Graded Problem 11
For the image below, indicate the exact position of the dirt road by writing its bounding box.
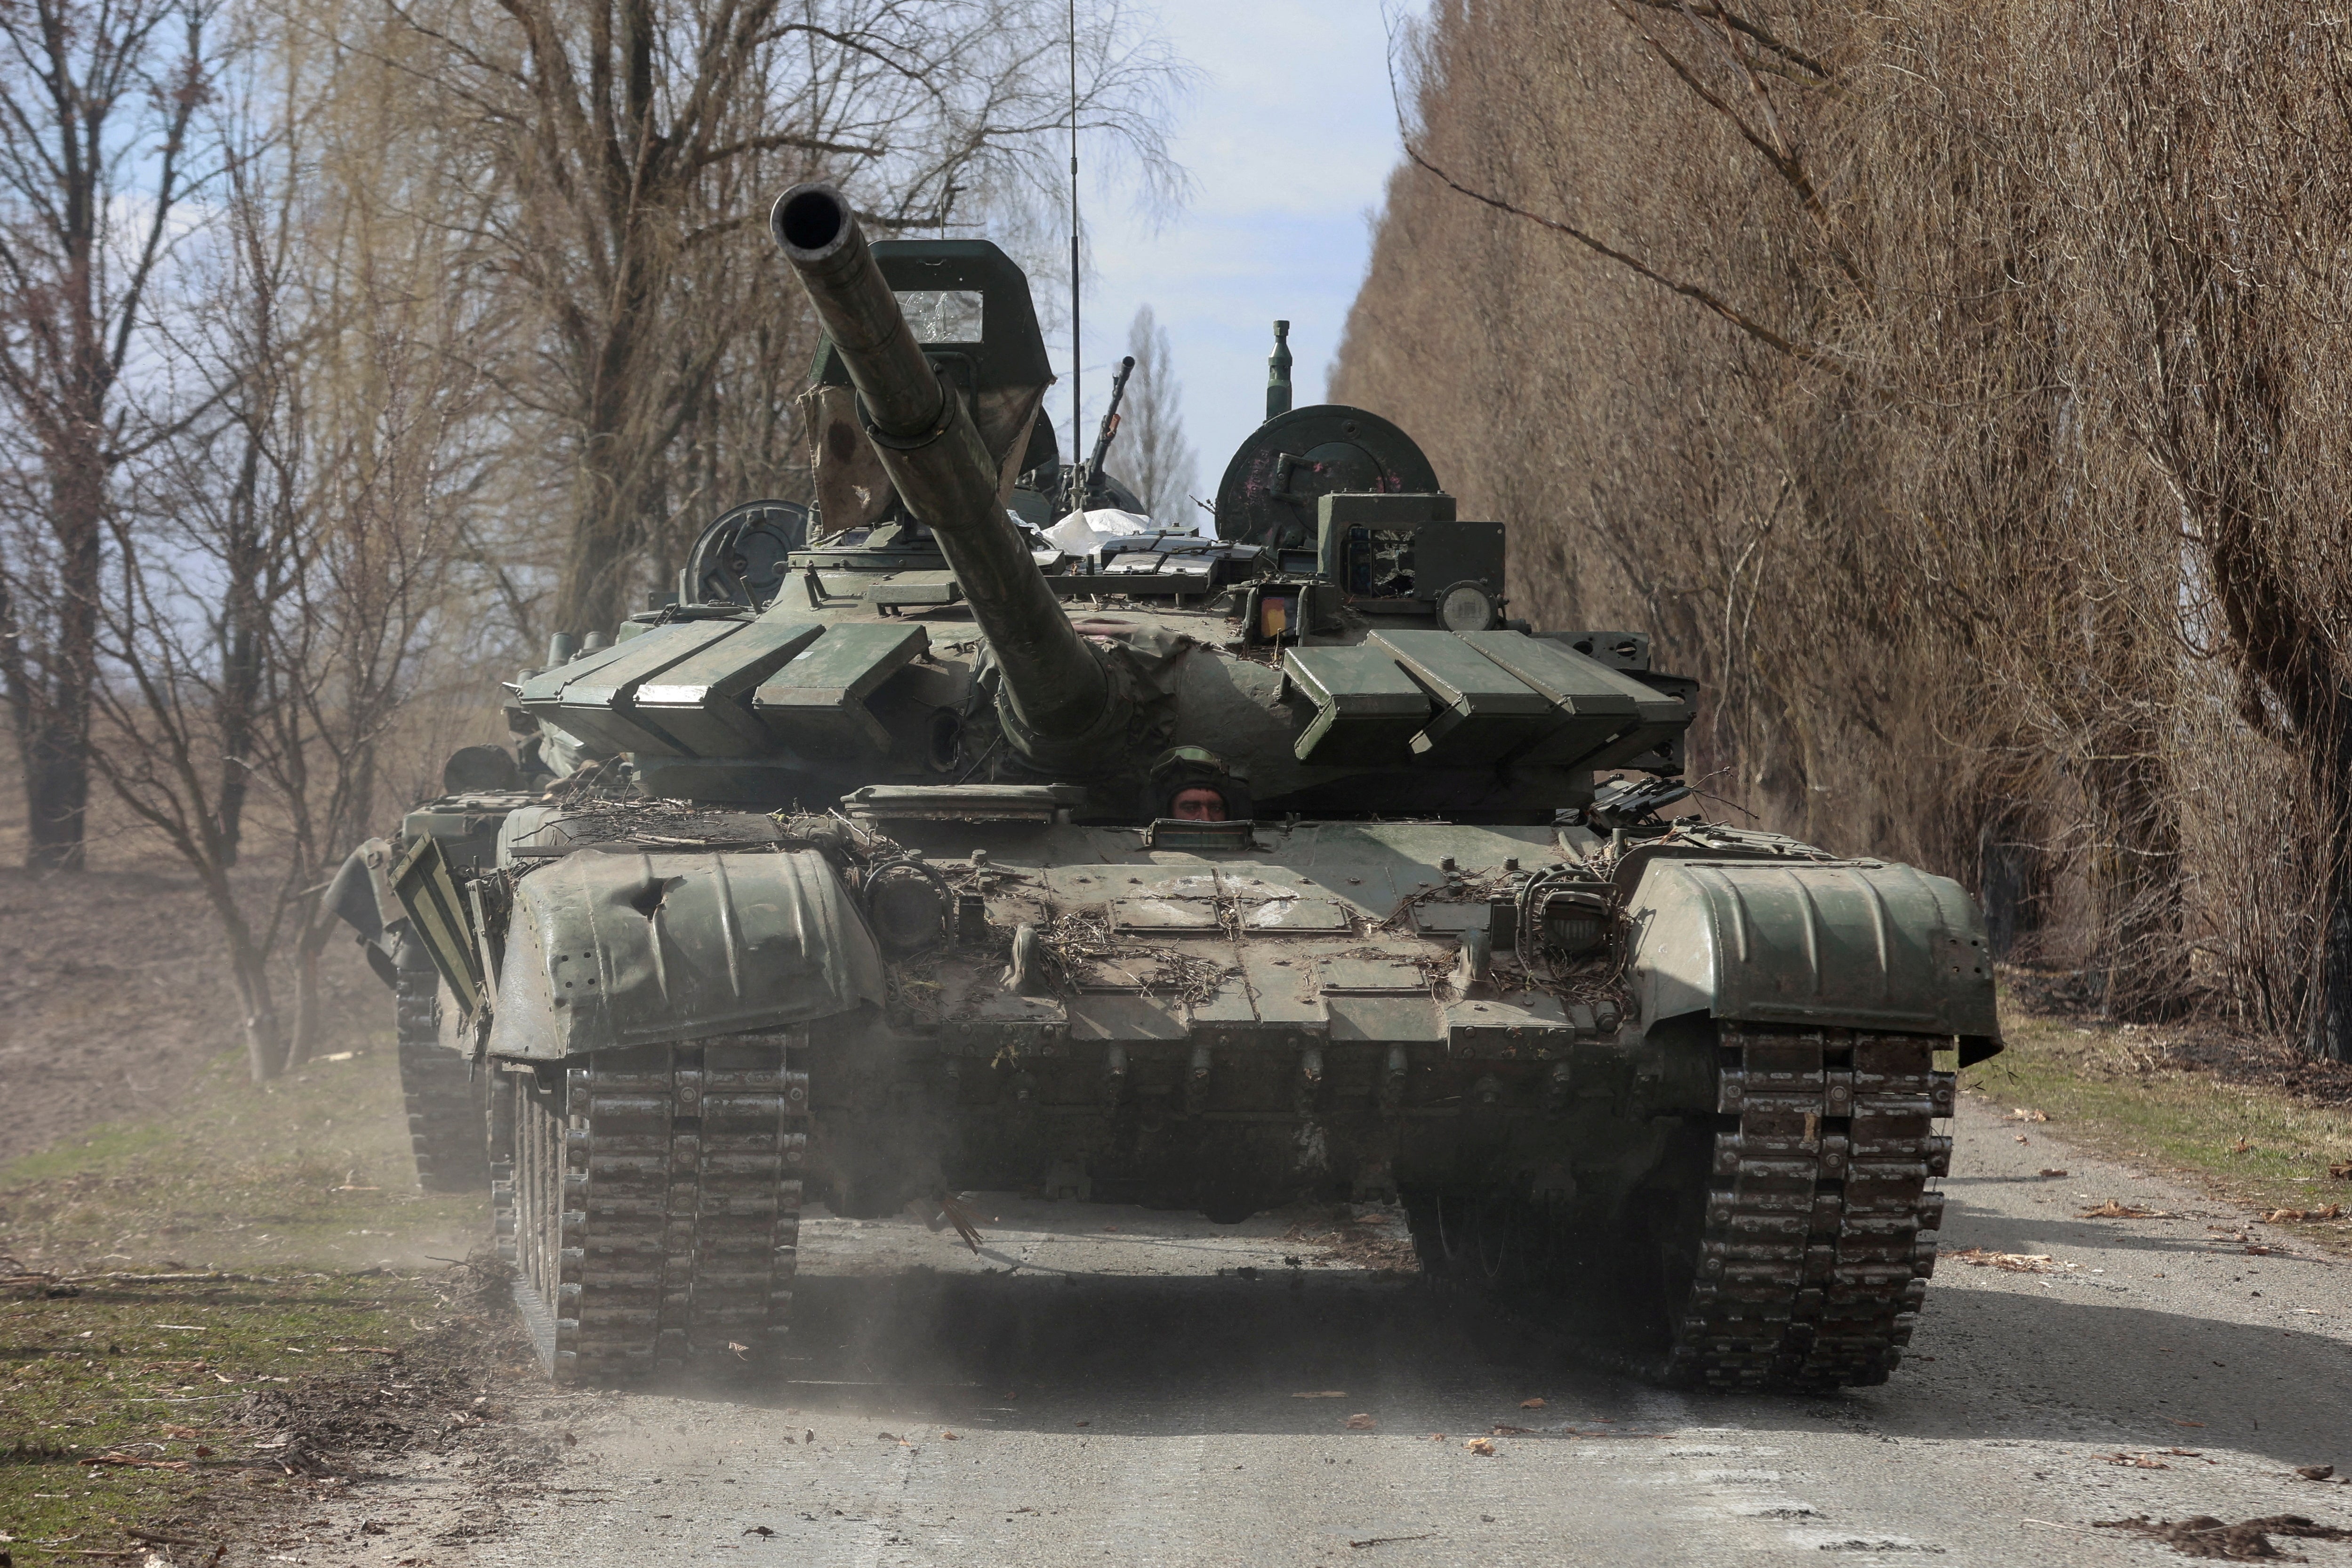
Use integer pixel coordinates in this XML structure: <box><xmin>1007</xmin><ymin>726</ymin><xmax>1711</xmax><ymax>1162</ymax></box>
<box><xmin>256</xmin><ymin>1096</ymin><xmax>2352</xmax><ymax>1567</ymax></box>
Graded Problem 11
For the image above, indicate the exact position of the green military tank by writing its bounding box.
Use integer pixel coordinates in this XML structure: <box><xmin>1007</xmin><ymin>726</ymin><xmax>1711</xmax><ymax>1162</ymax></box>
<box><xmin>335</xmin><ymin>182</ymin><xmax>1999</xmax><ymax>1390</ymax></box>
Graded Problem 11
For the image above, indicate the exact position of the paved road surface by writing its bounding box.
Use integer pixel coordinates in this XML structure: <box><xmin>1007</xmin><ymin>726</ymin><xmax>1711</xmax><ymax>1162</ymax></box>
<box><xmin>274</xmin><ymin>1096</ymin><xmax>2352</xmax><ymax>1566</ymax></box>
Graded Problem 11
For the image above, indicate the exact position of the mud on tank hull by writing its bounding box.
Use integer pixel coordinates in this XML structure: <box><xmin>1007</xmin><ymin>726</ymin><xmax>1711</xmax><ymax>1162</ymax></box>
<box><xmin>424</xmin><ymin>812</ymin><xmax>1993</xmax><ymax>1391</ymax></box>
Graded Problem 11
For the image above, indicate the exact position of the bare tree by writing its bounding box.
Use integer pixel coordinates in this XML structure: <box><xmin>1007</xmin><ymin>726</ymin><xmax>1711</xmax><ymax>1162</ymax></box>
<box><xmin>1120</xmin><ymin>304</ymin><xmax>1195</xmax><ymax>524</ymax></box>
<box><xmin>76</xmin><ymin>4</ymin><xmax>491</xmax><ymax>1077</ymax></box>
<box><xmin>0</xmin><ymin>0</ymin><xmax>215</xmax><ymax>870</ymax></box>
<box><xmin>1347</xmin><ymin>0</ymin><xmax>2352</xmax><ymax>1054</ymax></box>
<box><xmin>376</xmin><ymin>0</ymin><xmax>1188</xmax><ymax>640</ymax></box>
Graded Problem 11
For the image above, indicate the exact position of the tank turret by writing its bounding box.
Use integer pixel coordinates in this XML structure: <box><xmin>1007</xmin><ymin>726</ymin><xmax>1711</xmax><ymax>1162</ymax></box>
<box><xmin>773</xmin><ymin>182</ymin><xmax>1126</xmax><ymax>762</ymax></box>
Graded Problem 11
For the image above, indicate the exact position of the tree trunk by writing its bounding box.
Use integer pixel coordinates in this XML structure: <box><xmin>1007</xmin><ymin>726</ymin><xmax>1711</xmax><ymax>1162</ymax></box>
<box><xmin>2307</xmin><ymin>865</ymin><xmax>2352</xmax><ymax>1064</ymax></box>
<box><xmin>214</xmin><ymin>426</ymin><xmax>270</xmax><ymax>869</ymax></box>
<box><xmin>200</xmin><ymin>872</ymin><xmax>283</xmax><ymax>1081</ymax></box>
<box><xmin>23</xmin><ymin>419</ymin><xmax>106</xmax><ymax>873</ymax></box>
<box><xmin>554</xmin><ymin>434</ymin><xmax>645</xmax><ymax>635</ymax></box>
<box><xmin>23</xmin><ymin>708</ymin><xmax>91</xmax><ymax>871</ymax></box>
<box><xmin>2082</xmin><ymin>745</ymin><xmax>2183</xmax><ymax>1021</ymax></box>
<box><xmin>231</xmin><ymin>942</ymin><xmax>284</xmax><ymax>1083</ymax></box>
<box><xmin>285</xmin><ymin>911</ymin><xmax>335</xmax><ymax>1070</ymax></box>
<box><xmin>1976</xmin><ymin>814</ymin><xmax>2042</xmax><ymax>963</ymax></box>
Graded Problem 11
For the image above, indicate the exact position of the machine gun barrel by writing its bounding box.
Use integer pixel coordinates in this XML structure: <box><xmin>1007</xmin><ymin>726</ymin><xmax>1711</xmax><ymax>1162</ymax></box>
<box><xmin>771</xmin><ymin>182</ymin><xmax>1115</xmax><ymax>752</ymax></box>
<box><xmin>1069</xmin><ymin>353</ymin><xmax>1136</xmax><ymax>515</ymax></box>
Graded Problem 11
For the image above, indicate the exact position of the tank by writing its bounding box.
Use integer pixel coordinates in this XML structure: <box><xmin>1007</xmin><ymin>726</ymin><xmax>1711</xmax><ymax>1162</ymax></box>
<box><xmin>336</xmin><ymin>182</ymin><xmax>2001</xmax><ymax>1390</ymax></box>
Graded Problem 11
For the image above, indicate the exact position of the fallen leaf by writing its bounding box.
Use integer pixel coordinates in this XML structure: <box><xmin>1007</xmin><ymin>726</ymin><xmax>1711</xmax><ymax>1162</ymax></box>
<box><xmin>1520</xmin><ymin>1398</ymin><xmax>1546</xmax><ymax>1410</ymax></box>
<box><xmin>2328</xmin><ymin>1161</ymin><xmax>2351</xmax><ymax>1180</ymax></box>
<box><xmin>2264</xmin><ymin>1205</ymin><xmax>2344</xmax><ymax>1223</ymax></box>
<box><xmin>2099</xmin><ymin>1514</ymin><xmax>2352</xmax><ymax>1555</ymax></box>
<box><xmin>876</xmin><ymin>1432</ymin><xmax>900</xmax><ymax>1442</ymax></box>
<box><xmin>2011</xmin><ymin>1108</ymin><xmax>2049</xmax><ymax>1122</ymax></box>
<box><xmin>2015</xmin><ymin>1134</ymin><xmax>2031</xmax><ymax>1144</ymax></box>
<box><xmin>2231</xmin><ymin>1138</ymin><xmax>2253</xmax><ymax>1154</ymax></box>
<box><xmin>1491</xmin><ymin>1424</ymin><xmax>1533</xmax><ymax>1435</ymax></box>
<box><xmin>2296</xmin><ymin>1466</ymin><xmax>2336</xmax><ymax>1482</ymax></box>
<box><xmin>2164</xmin><ymin>1448</ymin><xmax>2203</xmax><ymax>1457</ymax></box>
<box><xmin>941</xmin><ymin>1432</ymin><xmax>960</xmax><ymax>1441</ymax></box>
<box><xmin>1346</xmin><ymin>1414</ymin><xmax>1376</xmax><ymax>1431</ymax></box>
<box><xmin>2038</xmin><ymin>1168</ymin><xmax>2070</xmax><ymax>1178</ymax></box>
<box><xmin>1464</xmin><ymin>1437</ymin><xmax>1496</xmax><ymax>1456</ymax></box>
<box><xmin>1292</xmin><ymin>1391</ymin><xmax>1348</xmax><ymax>1399</ymax></box>
<box><xmin>78</xmin><ymin>1455</ymin><xmax>190</xmax><ymax>1472</ymax></box>
<box><xmin>742</xmin><ymin>1526</ymin><xmax>776</xmax><ymax>1538</ymax></box>
<box><xmin>727</xmin><ymin>1342</ymin><xmax>750</xmax><ymax>1358</ymax></box>
<box><xmin>2167</xmin><ymin>1419</ymin><xmax>2208</xmax><ymax>1429</ymax></box>
<box><xmin>1946</xmin><ymin>1247</ymin><xmax>2058</xmax><ymax>1272</ymax></box>
<box><xmin>1075</xmin><ymin>1420</ymin><xmax>1090</xmax><ymax>1428</ymax></box>
<box><xmin>2079</xmin><ymin>1200</ymin><xmax>2172</xmax><ymax>1219</ymax></box>
<box><xmin>128</xmin><ymin>1530</ymin><xmax>217</xmax><ymax>1551</ymax></box>
<box><xmin>2098</xmin><ymin>1453</ymin><xmax>2170</xmax><ymax>1469</ymax></box>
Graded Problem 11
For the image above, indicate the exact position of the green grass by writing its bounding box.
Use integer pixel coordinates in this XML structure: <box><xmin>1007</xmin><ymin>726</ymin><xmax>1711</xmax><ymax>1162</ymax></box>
<box><xmin>1</xmin><ymin>1045</ymin><xmax>485</xmax><ymax>1272</ymax></box>
<box><xmin>0</xmin><ymin>1040</ymin><xmax>493</xmax><ymax>1558</ymax></box>
<box><xmin>2</xmin><ymin>1272</ymin><xmax>442</xmax><ymax>1559</ymax></box>
<box><xmin>1964</xmin><ymin>1010</ymin><xmax>2352</xmax><ymax>1248</ymax></box>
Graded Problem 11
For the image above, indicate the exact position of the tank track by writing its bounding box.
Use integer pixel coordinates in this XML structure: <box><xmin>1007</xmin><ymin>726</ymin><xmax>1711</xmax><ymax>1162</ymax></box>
<box><xmin>394</xmin><ymin>965</ymin><xmax>490</xmax><ymax>1193</ymax></box>
<box><xmin>509</xmin><ymin>1035</ymin><xmax>808</xmax><ymax>1383</ymax></box>
<box><xmin>1662</xmin><ymin>1024</ymin><xmax>1953</xmax><ymax>1389</ymax></box>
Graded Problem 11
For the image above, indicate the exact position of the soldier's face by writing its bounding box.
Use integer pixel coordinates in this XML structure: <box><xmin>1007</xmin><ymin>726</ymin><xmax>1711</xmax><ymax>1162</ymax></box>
<box><xmin>1170</xmin><ymin>787</ymin><xmax>1227</xmax><ymax>821</ymax></box>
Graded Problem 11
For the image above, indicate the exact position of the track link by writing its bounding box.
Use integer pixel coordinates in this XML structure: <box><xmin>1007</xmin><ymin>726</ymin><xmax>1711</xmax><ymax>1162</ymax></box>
<box><xmin>511</xmin><ymin>1035</ymin><xmax>809</xmax><ymax>1383</ymax></box>
<box><xmin>394</xmin><ymin>964</ymin><xmax>490</xmax><ymax>1194</ymax></box>
<box><xmin>1664</xmin><ymin>1024</ymin><xmax>1953</xmax><ymax>1389</ymax></box>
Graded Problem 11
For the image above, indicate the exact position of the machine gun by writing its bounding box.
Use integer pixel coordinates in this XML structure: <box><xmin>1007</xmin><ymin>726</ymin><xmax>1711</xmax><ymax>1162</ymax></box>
<box><xmin>1064</xmin><ymin>353</ymin><xmax>1137</xmax><ymax>517</ymax></box>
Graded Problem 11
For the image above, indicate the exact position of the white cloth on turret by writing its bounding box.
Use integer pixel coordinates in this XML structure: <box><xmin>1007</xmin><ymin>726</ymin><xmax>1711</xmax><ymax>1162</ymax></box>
<box><xmin>1043</xmin><ymin>507</ymin><xmax>1153</xmax><ymax>557</ymax></box>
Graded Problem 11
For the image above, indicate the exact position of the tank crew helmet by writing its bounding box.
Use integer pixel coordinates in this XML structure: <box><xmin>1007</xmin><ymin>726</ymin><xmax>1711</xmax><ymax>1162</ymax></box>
<box><xmin>1143</xmin><ymin>747</ymin><xmax>1252</xmax><ymax>824</ymax></box>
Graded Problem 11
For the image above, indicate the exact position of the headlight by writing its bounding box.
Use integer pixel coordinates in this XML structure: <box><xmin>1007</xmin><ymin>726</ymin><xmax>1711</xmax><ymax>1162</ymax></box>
<box><xmin>1434</xmin><ymin>580</ymin><xmax>1502</xmax><ymax>633</ymax></box>
<box><xmin>862</xmin><ymin>857</ymin><xmax>950</xmax><ymax>954</ymax></box>
<box><xmin>1538</xmin><ymin>887</ymin><xmax>1614</xmax><ymax>957</ymax></box>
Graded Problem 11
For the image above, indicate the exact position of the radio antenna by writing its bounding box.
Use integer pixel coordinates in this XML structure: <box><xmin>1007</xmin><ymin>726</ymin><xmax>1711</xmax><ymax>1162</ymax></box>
<box><xmin>1067</xmin><ymin>0</ymin><xmax>1082</xmax><ymax>515</ymax></box>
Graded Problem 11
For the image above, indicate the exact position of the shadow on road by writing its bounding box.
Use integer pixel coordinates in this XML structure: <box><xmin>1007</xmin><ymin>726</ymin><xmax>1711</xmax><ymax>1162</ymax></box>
<box><xmin>617</xmin><ymin>1254</ymin><xmax>2352</xmax><ymax>1475</ymax></box>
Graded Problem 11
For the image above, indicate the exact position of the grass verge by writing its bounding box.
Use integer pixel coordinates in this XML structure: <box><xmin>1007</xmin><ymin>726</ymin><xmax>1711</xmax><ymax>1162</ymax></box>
<box><xmin>1</xmin><ymin>1044</ymin><xmax>484</xmax><ymax>1273</ymax></box>
<box><xmin>0</xmin><ymin>1039</ymin><xmax>499</xmax><ymax>1560</ymax></box>
<box><xmin>1965</xmin><ymin>1003</ymin><xmax>2352</xmax><ymax>1251</ymax></box>
<box><xmin>1</xmin><ymin>1269</ymin><xmax>449</xmax><ymax>1559</ymax></box>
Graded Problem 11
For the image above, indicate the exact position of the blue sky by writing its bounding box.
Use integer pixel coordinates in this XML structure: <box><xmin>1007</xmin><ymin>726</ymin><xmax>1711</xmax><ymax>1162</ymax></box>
<box><xmin>1052</xmin><ymin>1</ymin><xmax>1425</xmax><ymax>515</ymax></box>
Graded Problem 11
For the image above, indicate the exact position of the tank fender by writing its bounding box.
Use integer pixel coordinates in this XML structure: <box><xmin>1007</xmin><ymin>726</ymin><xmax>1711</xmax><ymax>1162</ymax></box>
<box><xmin>486</xmin><ymin>847</ymin><xmax>887</xmax><ymax>1059</ymax></box>
<box><xmin>326</xmin><ymin>836</ymin><xmax>406</xmax><ymax>989</ymax></box>
<box><xmin>1622</xmin><ymin>857</ymin><xmax>1999</xmax><ymax>1046</ymax></box>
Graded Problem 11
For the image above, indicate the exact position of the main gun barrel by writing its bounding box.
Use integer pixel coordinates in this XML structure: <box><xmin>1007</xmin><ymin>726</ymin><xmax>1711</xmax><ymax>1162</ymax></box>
<box><xmin>772</xmin><ymin>183</ymin><xmax>1115</xmax><ymax>753</ymax></box>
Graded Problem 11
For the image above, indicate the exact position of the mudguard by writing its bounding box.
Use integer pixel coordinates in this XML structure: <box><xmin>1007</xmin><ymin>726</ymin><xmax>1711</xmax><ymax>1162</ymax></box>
<box><xmin>1623</xmin><ymin>855</ymin><xmax>1999</xmax><ymax>1047</ymax></box>
<box><xmin>486</xmin><ymin>847</ymin><xmax>887</xmax><ymax>1059</ymax></box>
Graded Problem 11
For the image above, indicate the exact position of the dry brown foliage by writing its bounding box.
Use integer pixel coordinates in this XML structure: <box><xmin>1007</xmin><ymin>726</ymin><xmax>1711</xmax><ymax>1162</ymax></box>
<box><xmin>1336</xmin><ymin>0</ymin><xmax>2352</xmax><ymax>1054</ymax></box>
